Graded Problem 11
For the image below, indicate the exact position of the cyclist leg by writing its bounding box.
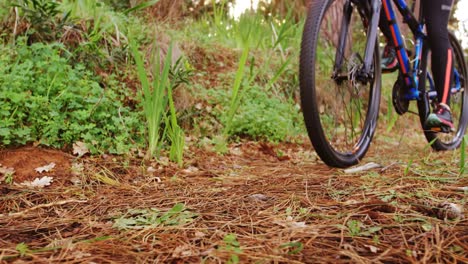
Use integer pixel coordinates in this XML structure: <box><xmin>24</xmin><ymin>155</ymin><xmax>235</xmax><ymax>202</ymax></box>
<box><xmin>379</xmin><ymin>7</ymin><xmax>398</xmax><ymax>71</ymax></box>
<box><xmin>423</xmin><ymin>0</ymin><xmax>455</xmax><ymax>131</ymax></box>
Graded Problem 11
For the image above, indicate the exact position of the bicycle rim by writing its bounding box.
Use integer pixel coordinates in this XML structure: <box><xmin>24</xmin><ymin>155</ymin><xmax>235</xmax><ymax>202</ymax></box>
<box><xmin>300</xmin><ymin>0</ymin><xmax>381</xmax><ymax>168</ymax></box>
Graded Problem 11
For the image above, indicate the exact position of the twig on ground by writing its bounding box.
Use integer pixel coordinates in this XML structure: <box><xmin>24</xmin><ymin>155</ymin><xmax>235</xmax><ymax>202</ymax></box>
<box><xmin>0</xmin><ymin>199</ymin><xmax>88</xmax><ymax>218</ymax></box>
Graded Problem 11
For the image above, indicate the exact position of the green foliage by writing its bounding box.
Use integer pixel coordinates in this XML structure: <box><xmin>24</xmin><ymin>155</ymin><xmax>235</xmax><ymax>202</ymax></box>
<box><xmin>130</xmin><ymin>38</ymin><xmax>187</xmax><ymax>162</ymax></box>
<box><xmin>0</xmin><ymin>40</ymin><xmax>144</xmax><ymax>153</ymax></box>
<box><xmin>12</xmin><ymin>0</ymin><xmax>67</xmax><ymax>41</ymax></box>
<box><xmin>123</xmin><ymin>0</ymin><xmax>160</xmax><ymax>15</ymax></box>
<box><xmin>186</xmin><ymin>4</ymin><xmax>302</xmax><ymax>51</ymax></box>
<box><xmin>130</xmin><ymin>38</ymin><xmax>168</xmax><ymax>159</ymax></box>
<box><xmin>167</xmin><ymin>58</ymin><xmax>187</xmax><ymax>166</ymax></box>
<box><xmin>219</xmin><ymin>233</ymin><xmax>242</xmax><ymax>264</ymax></box>
<box><xmin>280</xmin><ymin>241</ymin><xmax>304</xmax><ymax>255</ymax></box>
<box><xmin>185</xmin><ymin>8</ymin><xmax>303</xmax><ymax>143</ymax></box>
<box><xmin>15</xmin><ymin>242</ymin><xmax>30</xmax><ymax>257</ymax></box>
<box><xmin>0</xmin><ymin>1</ymin><xmax>9</xmax><ymax>20</ymax></box>
<box><xmin>210</xmin><ymin>85</ymin><xmax>302</xmax><ymax>142</ymax></box>
<box><xmin>223</xmin><ymin>46</ymin><xmax>250</xmax><ymax>137</ymax></box>
<box><xmin>460</xmin><ymin>135</ymin><xmax>467</xmax><ymax>175</ymax></box>
<box><xmin>3</xmin><ymin>172</ymin><xmax>13</xmax><ymax>184</ymax></box>
<box><xmin>345</xmin><ymin>219</ymin><xmax>382</xmax><ymax>237</ymax></box>
<box><xmin>113</xmin><ymin>203</ymin><xmax>196</xmax><ymax>230</ymax></box>
<box><xmin>59</xmin><ymin>0</ymin><xmax>150</xmax><ymax>66</ymax></box>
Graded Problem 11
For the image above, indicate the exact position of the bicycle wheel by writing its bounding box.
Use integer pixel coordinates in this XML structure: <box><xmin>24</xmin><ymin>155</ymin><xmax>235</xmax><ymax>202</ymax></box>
<box><xmin>418</xmin><ymin>32</ymin><xmax>468</xmax><ymax>150</ymax></box>
<box><xmin>300</xmin><ymin>0</ymin><xmax>381</xmax><ymax>168</ymax></box>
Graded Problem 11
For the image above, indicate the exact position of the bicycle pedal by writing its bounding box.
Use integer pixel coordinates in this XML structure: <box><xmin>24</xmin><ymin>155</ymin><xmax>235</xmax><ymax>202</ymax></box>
<box><xmin>429</xmin><ymin>126</ymin><xmax>453</xmax><ymax>133</ymax></box>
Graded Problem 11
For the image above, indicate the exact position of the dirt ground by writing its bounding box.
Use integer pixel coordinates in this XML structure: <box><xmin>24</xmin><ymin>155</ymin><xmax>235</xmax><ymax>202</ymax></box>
<box><xmin>0</xmin><ymin>135</ymin><xmax>467</xmax><ymax>263</ymax></box>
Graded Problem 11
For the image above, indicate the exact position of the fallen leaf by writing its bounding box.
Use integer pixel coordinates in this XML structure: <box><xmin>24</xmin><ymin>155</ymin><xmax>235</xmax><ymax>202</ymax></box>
<box><xmin>229</xmin><ymin>147</ymin><xmax>243</xmax><ymax>156</ymax></box>
<box><xmin>20</xmin><ymin>176</ymin><xmax>54</xmax><ymax>188</ymax></box>
<box><xmin>194</xmin><ymin>231</ymin><xmax>205</xmax><ymax>238</ymax></box>
<box><xmin>35</xmin><ymin>162</ymin><xmax>56</xmax><ymax>173</ymax></box>
<box><xmin>289</xmin><ymin>221</ymin><xmax>307</xmax><ymax>228</ymax></box>
<box><xmin>364</xmin><ymin>245</ymin><xmax>379</xmax><ymax>253</ymax></box>
<box><xmin>46</xmin><ymin>238</ymin><xmax>74</xmax><ymax>249</ymax></box>
<box><xmin>172</xmin><ymin>245</ymin><xmax>193</xmax><ymax>258</ymax></box>
<box><xmin>344</xmin><ymin>162</ymin><xmax>383</xmax><ymax>174</ymax></box>
<box><xmin>73</xmin><ymin>141</ymin><xmax>89</xmax><ymax>157</ymax></box>
<box><xmin>71</xmin><ymin>163</ymin><xmax>84</xmax><ymax>176</ymax></box>
<box><xmin>147</xmin><ymin>166</ymin><xmax>157</xmax><ymax>173</ymax></box>
<box><xmin>182</xmin><ymin>166</ymin><xmax>199</xmax><ymax>174</ymax></box>
<box><xmin>0</xmin><ymin>164</ymin><xmax>15</xmax><ymax>175</ymax></box>
<box><xmin>70</xmin><ymin>176</ymin><xmax>82</xmax><ymax>185</ymax></box>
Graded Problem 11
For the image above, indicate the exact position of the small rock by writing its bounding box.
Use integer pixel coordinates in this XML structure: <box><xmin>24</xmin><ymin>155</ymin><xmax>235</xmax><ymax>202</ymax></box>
<box><xmin>437</xmin><ymin>202</ymin><xmax>464</xmax><ymax>220</ymax></box>
<box><xmin>249</xmin><ymin>194</ymin><xmax>269</xmax><ymax>201</ymax></box>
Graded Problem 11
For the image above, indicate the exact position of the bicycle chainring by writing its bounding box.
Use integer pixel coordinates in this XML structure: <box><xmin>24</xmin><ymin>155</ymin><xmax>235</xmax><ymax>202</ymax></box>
<box><xmin>392</xmin><ymin>77</ymin><xmax>409</xmax><ymax>115</ymax></box>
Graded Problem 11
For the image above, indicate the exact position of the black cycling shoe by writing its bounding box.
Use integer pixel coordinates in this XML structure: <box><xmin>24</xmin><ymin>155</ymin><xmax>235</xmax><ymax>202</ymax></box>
<box><xmin>425</xmin><ymin>103</ymin><xmax>455</xmax><ymax>133</ymax></box>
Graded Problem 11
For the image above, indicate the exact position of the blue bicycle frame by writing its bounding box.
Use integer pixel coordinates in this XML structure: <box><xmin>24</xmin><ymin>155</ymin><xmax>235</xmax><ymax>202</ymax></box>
<box><xmin>363</xmin><ymin>0</ymin><xmax>463</xmax><ymax>101</ymax></box>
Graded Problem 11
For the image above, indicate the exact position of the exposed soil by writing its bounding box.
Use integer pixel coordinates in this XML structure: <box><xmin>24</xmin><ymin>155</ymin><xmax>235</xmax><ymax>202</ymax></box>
<box><xmin>0</xmin><ymin>147</ymin><xmax>72</xmax><ymax>186</ymax></box>
<box><xmin>0</xmin><ymin>135</ymin><xmax>466</xmax><ymax>263</ymax></box>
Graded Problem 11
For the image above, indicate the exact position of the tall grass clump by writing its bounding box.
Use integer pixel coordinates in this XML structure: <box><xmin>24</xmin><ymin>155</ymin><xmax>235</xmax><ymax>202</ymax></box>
<box><xmin>166</xmin><ymin>57</ymin><xmax>185</xmax><ymax>166</ymax></box>
<box><xmin>223</xmin><ymin>45</ymin><xmax>250</xmax><ymax>137</ymax></box>
<box><xmin>130</xmin><ymin>38</ymin><xmax>168</xmax><ymax>159</ymax></box>
<box><xmin>130</xmin><ymin>37</ymin><xmax>185</xmax><ymax>163</ymax></box>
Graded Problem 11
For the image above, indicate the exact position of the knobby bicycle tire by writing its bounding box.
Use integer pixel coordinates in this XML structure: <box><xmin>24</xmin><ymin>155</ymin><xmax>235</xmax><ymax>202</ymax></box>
<box><xmin>300</xmin><ymin>0</ymin><xmax>381</xmax><ymax>168</ymax></box>
<box><xmin>418</xmin><ymin>32</ymin><xmax>468</xmax><ymax>150</ymax></box>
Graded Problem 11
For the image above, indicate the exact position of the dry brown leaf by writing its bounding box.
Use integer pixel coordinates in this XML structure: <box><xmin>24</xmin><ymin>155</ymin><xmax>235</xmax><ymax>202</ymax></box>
<box><xmin>0</xmin><ymin>164</ymin><xmax>15</xmax><ymax>175</ymax></box>
<box><xmin>35</xmin><ymin>162</ymin><xmax>56</xmax><ymax>173</ymax></box>
<box><xmin>73</xmin><ymin>141</ymin><xmax>89</xmax><ymax>157</ymax></box>
<box><xmin>20</xmin><ymin>176</ymin><xmax>54</xmax><ymax>188</ymax></box>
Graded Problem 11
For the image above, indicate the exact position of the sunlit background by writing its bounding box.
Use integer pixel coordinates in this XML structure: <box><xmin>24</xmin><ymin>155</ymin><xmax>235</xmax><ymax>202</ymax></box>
<box><xmin>454</xmin><ymin>0</ymin><xmax>468</xmax><ymax>48</ymax></box>
<box><xmin>230</xmin><ymin>0</ymin><xmax>468</xmax><ymax>48</ymax></box>
<box><xmin>229</xmin><ymin>0</ymin><xmax>263</xmax><ymax>18</ymax></box>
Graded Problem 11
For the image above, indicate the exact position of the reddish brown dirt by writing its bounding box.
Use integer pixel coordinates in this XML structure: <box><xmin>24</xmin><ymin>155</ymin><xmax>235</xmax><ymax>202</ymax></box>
<box><xmin>0</xmin><ymin>147</ymin><xmax>72</xmax><ymax>186</ymax></box>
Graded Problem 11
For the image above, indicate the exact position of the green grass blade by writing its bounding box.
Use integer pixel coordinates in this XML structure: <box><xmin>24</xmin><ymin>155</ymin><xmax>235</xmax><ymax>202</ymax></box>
<box><xmin>123</xmin><ymin>0</ymin><xmax>160</xmax><ymax>15</ymax></box>
<box><xmin>224</xmin><ymin>46</ymin><xmax>250</xmax><ymax>136</ymax></box>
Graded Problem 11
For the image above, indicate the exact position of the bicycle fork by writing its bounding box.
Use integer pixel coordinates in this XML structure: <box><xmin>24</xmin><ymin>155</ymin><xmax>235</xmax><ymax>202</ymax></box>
<box><xmin>332</xmin><ymin>0</ymin><xmax>381</xmax><ymax>85</ymax></box>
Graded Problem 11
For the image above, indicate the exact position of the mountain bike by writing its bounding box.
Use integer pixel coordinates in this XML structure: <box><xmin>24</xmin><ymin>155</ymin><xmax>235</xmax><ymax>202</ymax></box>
<box><xmin>299</xmin><ymin>0</ymin><xmax>468</xmax><ymax>168</ymax></box>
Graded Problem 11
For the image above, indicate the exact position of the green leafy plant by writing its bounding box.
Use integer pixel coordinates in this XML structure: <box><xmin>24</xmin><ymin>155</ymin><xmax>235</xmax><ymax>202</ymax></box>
<box><xmin>212</xmin><ymin>85</ymin><xmax>302</xmax><ymax>141</ymax></box>
<box><xmin>123</xmin><ymin>0</ymin><xmax>160</xmax><ymax>15</ymax></box>
<box><xmin>166</xmin><ymin>58</ymin><xmax>187</xmax><ymax>166</ymax></box>
<box><xmin>280</xmin><ymin>241</ymin><xmax>304</xmax><ymax>255</ymax></box>
<box><xmin>223</xmin><ymin>46</ymin><xmax>250</xmax><ymax>137</ymax></box>
<box><xmin>15</xmin><ymin>242</ymin><xmax>30</xmax><ymax>257</ymax></box>
<box><xmin>384</xmin><ymin>94</ymin><xmax>399</xmax><ymax>132</ymax></box>
<box><xmin>345</xmin><ymin>219</ymin><xmax>382</xmax><ymax>237</ymax></box>
<box><xmin>113</xmin><ymin>203</ymin><xmax>196</xmax><ymax>230</ymax></box>
<box><xmin>130</xmin><ymin>38</ymin><xmax>171</xmax><ymax>159</ymax></box>
<box><xmin>0</xmin><ymin>40</ymin><xmax>143</xmax><ymax>153</ymax></box>
<box><xmin>219</xmin><ymin>233</ymin><xmax>242</xmax><ymax>264</ymax></box>
<box><xmin>12</xmin><ymin>0</ymin><xmax>68</xmax><ymax>41</ymax></box>
<box><xmin>3</xmin><ymin>172</ymin><xmax>14</xmax><ymax>184</ymax></box>
<box><xmin>130</xmin><ymin>39</ymin><xmax>187</xmax><ymax>162</ymax></box>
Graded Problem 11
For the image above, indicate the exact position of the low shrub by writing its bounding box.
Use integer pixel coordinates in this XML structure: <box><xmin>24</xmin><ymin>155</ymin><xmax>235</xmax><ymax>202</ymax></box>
<box><xmin>0</xmin><ymin>40</ymin><xmax>144</xmax><ymax>153</ymax></box>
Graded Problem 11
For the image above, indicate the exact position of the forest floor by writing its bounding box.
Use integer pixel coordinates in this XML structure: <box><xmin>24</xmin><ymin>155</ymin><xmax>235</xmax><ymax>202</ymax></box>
<box><xmin>1</xmin><ymin>128</ymin><xmax>466</xmax><ymax>263</ymax></box>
